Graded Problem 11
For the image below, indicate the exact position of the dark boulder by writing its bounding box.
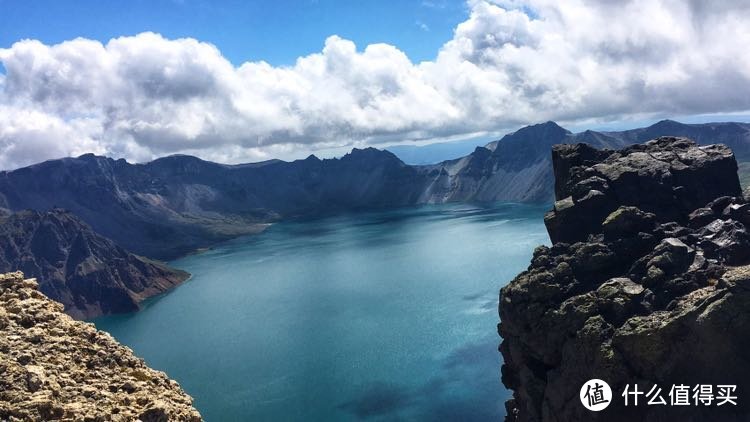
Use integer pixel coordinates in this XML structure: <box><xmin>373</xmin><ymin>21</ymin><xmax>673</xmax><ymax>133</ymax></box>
<box><xmin>602</xmin><ymin>206</ymin><xmax>656</xmax><ymax>241</ymax></box>
<box><xmin>545</xmin><ymin>137</ymin><xmax>741</xmax><ymax>244</ymax></box>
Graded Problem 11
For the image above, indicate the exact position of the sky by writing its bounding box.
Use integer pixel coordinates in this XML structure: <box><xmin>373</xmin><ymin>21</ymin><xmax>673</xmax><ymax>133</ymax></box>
<box><xmin>0</xmin><ymin>0</ymin><xmax>465</xmax><ymax>66</ymax></box>
<box><xmin>1</xmin><ymin>0</ymin><xmax>750</xmax><ymax>169</ymax></box>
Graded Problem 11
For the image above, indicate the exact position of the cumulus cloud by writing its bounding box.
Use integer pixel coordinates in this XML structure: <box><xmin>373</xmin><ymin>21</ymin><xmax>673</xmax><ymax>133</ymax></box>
<box><xmin>1</xmin><ymin>0</ymin><xmax>749</xmax><ymax>169</ymax></box>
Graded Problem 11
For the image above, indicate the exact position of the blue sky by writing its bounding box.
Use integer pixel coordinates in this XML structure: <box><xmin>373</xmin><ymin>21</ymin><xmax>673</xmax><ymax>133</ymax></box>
<box><xmin>0</xmin><ymin>0</ymin><xmax>466</xmax><ymax>66</ymax></box>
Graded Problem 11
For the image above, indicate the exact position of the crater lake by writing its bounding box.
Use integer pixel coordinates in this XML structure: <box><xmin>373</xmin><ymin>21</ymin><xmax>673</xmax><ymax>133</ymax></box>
<box><xmin>94</xmin><ymin>202</ymin><xmax>549</xmax><ymax>421</ymax></box>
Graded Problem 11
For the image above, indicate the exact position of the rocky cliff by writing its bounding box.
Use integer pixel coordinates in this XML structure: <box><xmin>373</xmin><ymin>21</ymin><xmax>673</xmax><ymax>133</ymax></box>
<box><xmin>0</xmin><ymin>210</ymin><xmax>189</xmax><ymax>319</ymax></box>
<box><xmin>499</xmin><ymin>137</ymin><xmax>750</xmax><ymax>421</ymax></box>
<box><xmin>416</xmin><ymin>122</ymin><xmax>579</xmax><ymax>203</ymax></box>
<box><xmin>0</xmin><ymin>271</ymin><xmax>201</xmax><ymax>421</ymax></box>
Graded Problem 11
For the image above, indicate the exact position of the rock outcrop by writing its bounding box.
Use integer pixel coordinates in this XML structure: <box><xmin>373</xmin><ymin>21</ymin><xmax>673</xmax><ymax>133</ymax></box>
<box><xmin>0</xmin><ymin>210</ymin><xmax>190</xmax><ymax>319</ymax></box>
<box><xmin>0</xmin><ymin>271</ymin><xmax>202</xmax><ymax>421</ymax></box>
<box><xmin>500</xmin><ymin>137</ymin><xmax>750</xmax><ymax>421</ymax></box>
<box><xmin>544</xmin><ymin>137</ymin><xmax>742</xmax><ymax>244</ymax></box>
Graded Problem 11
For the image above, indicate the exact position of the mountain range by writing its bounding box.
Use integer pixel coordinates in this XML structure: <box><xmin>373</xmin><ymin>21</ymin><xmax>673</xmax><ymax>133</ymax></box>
<box><xmin>2</xmin><ymin>120</ymin><xmax>749</xmax><ymax>260</ymax></box>
<box><xmin>1</xmin><ymin>118</ymin><xmax>749</xmax><ymax>317</ymax></box>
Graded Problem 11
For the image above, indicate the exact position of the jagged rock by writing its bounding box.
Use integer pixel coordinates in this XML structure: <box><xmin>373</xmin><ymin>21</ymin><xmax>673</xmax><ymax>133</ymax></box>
<box><xmin>500</xmin><ymin>138</ymin><xmax>750</xmax><ymax>421</ymax></box>
<box><xmin>688</xmin><ymin>207</ymin><xmax>716</xmax><ymax>228</ymax></box>
<box><xmin>0</xmin><ymin>210</ymin><xmax>190</xmax><ymax>319</ymax></box>
<box><xmin>602</xmin><ymin>206</ymin><xmax>656</xmax><ymax>240</ymax></box>
<box><xmin>545</xmin><ymin>137</ymin><xmax>741</xmax><ymax>244</ymax></box>
<box><xmin>708</xmin><ymin>196</ymin><xmax>737</xmax><ymax>214</ymax></box>
<box><xmin>697</xmin><ymin>219</ymin><xmax>750</xmax><ymax>264</ymax></box>
<box><xmin>0</xmin><ymin>272</ymin><xmax>202</xmax><ymax>421</ymax></box>
<box><xmin>595</xmin><ymin>278</ymin><xmax>647</xmax><ymax>326</ymax></box>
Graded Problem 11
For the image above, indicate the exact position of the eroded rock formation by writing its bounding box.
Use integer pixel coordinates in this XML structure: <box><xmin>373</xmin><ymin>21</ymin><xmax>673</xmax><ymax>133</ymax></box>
<box><xmin>500</xmin><ymin>137</ymin><xmax>750</xmax><ymax>421</ymax></box>
<box><xmin>0</xmin><ymin>271</ymin><xmax>202</xmax><ymax>421</ymax></box>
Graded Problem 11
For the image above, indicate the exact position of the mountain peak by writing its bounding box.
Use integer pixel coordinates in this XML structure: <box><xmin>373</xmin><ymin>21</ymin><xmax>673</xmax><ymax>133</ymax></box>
<box><xmin>343</xmin><ymin>147</ymin><xmax>402</xmax><ymax>163</ymax></box>
<box><xmin>649</xmin><ymin>119</ymin><xmax>685</xmax><ymax>129</ymax></box>
<box><xmin>151</xmin><ymin>154</ymin><xmax>208</xmax><ymax>164</ymax></box>
<box><xmin>148</xmin><ymin>154</ymin><xmax>224</xmax><ymax>173</ymax></box>
<box><xmin>74</xmin><ymin>153</ymin><xmax>115</xmax><ymax>165</ymax></box>
<box><xmin>511</xmin><ymin>121</ymin><xmax>570</xmax><ymax>138</ymax></box>
<box><xmin>495</xmin><ymin>121</ymin><xmax>571</xmax><ymax>151</ymax></box>
<box><xmin>76</xmin><ymin>153</ymin><xmax>106</xmax><ymax>160</ymax></box>
<box><xmin>349</xmin><ymin>146</ymin><xmax>382</xmax><ymax>154</ymax></box>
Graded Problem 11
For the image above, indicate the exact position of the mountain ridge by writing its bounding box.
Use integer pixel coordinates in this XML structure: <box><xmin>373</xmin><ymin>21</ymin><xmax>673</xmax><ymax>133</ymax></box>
<box><xmin>1</xmin><ymin>120</ymin><xmax>749</xmax><ymax>260</ymax></box>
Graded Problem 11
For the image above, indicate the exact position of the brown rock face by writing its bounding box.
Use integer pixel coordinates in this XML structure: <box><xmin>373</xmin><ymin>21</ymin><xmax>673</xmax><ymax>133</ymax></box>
<box><xmin>0</xmin><ymin>272</ymin><xmax>202</xmax><ymax>421</ymax></box>
<box><xmin>500</xmin><ymin>138</ymin><xmax>750</xmax><ymax>421</ymax></box>
<box><xmin>0</xmin><ymin>209</ymin><xmax>190</xmax><ymax>319</ymax></box>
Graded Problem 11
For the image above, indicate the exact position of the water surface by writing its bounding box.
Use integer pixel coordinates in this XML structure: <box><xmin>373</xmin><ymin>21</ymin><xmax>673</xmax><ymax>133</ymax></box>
<box><xmin>95</xmin><ymin>202</ymin><xmax>549</xmax><ymax>421</ymax></box>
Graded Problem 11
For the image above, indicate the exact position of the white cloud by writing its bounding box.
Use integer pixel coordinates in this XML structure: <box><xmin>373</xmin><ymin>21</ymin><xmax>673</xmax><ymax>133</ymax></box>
<box><xmin>1</xmin><ymin>0</ymin><xmax>750</xmax><ymax>169</ymax></box>
<box><xmin>0</xmin><ymin>106</ymin><xmax>105</xmax><ymax>169</ymax></box>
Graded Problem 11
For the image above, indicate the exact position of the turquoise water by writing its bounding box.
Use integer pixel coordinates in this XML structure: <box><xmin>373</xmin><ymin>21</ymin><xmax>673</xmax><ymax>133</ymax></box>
<box><xmin>94</xmin><ymin>202</ymin><xmax>549</xmax><ymax>421</ymax></box>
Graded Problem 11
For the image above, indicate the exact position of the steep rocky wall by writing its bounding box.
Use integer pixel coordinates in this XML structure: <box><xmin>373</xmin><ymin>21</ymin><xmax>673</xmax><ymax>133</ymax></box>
<box><xmin>0</xmin><ymin>272</ymin><xmax>202</xmax><ymax>421</ymax></box>
<box><xmin>499</xmin><ymin>137</ymin><xmax>750</xmax><ymax>421</ymax></box>
<box><xmin>0</xmin><ymin>210</ymin><xmax>190</xmax><ymax>319</ymax></box>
